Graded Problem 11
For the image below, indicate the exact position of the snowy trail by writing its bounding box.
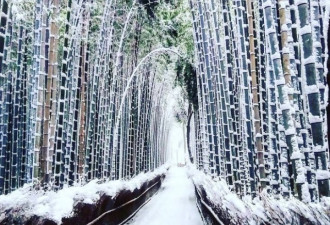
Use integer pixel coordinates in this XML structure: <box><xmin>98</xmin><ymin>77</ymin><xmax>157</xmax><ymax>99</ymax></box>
<box><xmin>126</xmin><ymin>166</ymin><xmax>204</xmax><ymax>225</ymax></box>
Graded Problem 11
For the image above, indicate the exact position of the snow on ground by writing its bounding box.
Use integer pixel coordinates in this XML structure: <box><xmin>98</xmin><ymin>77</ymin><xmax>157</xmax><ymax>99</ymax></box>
<box><xmin>126</xmin><ymin>166</ymin><xmax>203</xmax><ymax>225</ymax></box>
<box><xmin>0</xmin><ymin>164</ymin><xmax>169</xmax><ymax>224</ymax></box>
<box><xmin>187</xmin><ymin>164</ymin><xmax>330</xmax><ymax>225</ymax></box>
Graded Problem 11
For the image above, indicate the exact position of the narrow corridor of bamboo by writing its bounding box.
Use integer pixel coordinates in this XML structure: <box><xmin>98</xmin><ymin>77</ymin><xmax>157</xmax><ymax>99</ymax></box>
<box><xmin>0</xmin><ymin>0</ymin><xmax>329</xmax><ymax>206</ymax></box>
<box><xmin>189</xmin><ymin>0</ymin><xmax>330</xmax><ymax>201</ymax></box>
<box><xmin>0</xmin><ymin>0</ymin><xmax>173</xmax><ymax>194</ymax></box>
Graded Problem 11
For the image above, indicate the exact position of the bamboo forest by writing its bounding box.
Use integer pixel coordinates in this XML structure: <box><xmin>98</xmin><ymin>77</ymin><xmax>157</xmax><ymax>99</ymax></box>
<box><xmin>0</xmin><ymin>0</ymin><xmax>330</xmax><ymax>224</ymax></box>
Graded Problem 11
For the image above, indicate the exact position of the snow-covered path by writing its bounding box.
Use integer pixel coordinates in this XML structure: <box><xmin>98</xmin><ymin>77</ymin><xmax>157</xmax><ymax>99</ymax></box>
<box><xmin>126</xmin><ymin>166</ymin><xmax>204</xmax><ymax>225</ymax></box>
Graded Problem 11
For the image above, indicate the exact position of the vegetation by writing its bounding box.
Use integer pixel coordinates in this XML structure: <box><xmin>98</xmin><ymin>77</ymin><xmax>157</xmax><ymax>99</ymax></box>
<box><xmin>0</xmin><ymin>0</ymin><xmax>329</xmax><ymax>207</ymax></box>
<box><xmin>188</xmin><ymin>0</ymin><xmax>330</xmax><ymax>201</ymax></box>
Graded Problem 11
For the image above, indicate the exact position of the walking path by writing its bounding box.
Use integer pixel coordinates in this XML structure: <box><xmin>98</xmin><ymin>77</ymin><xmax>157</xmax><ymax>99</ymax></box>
<box><xmin>126</xmin><ymin>166</ymin><xmax>204</xmax><ymax>225</ymax></box>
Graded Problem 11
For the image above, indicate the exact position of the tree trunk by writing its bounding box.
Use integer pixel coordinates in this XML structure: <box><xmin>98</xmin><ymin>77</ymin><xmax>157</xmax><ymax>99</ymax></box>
<box><xmin>186</xmin><ymin>104</ymin><xmax>194</xmax><ymax>163</ymax></box>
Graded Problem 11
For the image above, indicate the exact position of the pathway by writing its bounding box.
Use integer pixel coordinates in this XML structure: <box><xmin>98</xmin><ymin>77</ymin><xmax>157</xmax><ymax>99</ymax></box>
<box><xmin>126</xmin><ymin>166</ymin><xmax>203</xmax><ymax>225</ymax></box>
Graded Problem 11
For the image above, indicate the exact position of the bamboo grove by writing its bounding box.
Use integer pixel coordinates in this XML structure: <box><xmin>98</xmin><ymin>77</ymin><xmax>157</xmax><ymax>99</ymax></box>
<box><xmin>0</xmin><ymin>0</ymin><xmax>173</xmax><ymax>195</ymax></box>
<box><xmin>188</xmin><ymin>0</ymin><xmax>330</xmax><ymax>202</ymax></box>
<box><xmin>0</xmin><ymin>0</ymin><xmax>330</xmax><ymax>205</ymax></box>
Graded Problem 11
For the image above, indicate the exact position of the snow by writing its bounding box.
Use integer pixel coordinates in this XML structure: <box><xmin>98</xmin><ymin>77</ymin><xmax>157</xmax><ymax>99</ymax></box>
<box><xmin>296</xmin><ymin>171</ymin><xmax>306</xmax><ymax>183</ymax></box>
<box><xmin>262</xmin><ymin>0</ymin><xmax>273</xmax><ymax>8</ymax></box>
<box><xmin>271</xmin><ymin>52</ymin><xmax>281</xmax><ymax>60</ymax></box>
<box><xmin>270</xmin><ymin>180</ymin><xmax>279</xmax><ymax>185</ymax></box>
<box><xmin>308</xmin><ymin>115</ymin><xmax>323</xmax><ymax>123</ymax></box>
<box><xmin>279</xmin><ymin>140</ymin><xmax>287</xmax><ymax>147</ymax></box>
<box><xmin>316</xmin><ymin>170</ymin><xmax>330</xmax><ymax>180</ymax></box>
<box><xmin>295</xmin><ymin>0</ymin><xmax>308</xmax><ymax>6</ymax></box>
<box><xmin>9</xmin><ymin>0</ymin><xmax>35</xmax><ymax>21</ymax></box>
<box><xmin>275</xmin><ymin>77</ymin><xmax>285</xmax><ymax>86</ymax></box>
<box><xmin>265</xmin><ymin>28</ymin><xmax>276</xmax><ymax>35</ymax></box>
<box><xmin>301</xmin><ymin>183</ymin><xmax>311</xmax><ymax>203</ymax></box>
<box><xmin>126</xmin><ymin>166</ymin><xmax>203</xmax><ymax>225</ymax></box>
<box><xmin>280</xmin><ymin>102</ymin><xmax>291</xmax><ymax>111</ymax></box>
<box><xmin>303</xmin><ymin>55</ymin><xmax>316</xmax><ymax>65</ymax></box>
<box><xmin>285</xmin><ymin>127</ymin><xmax>296</xmax><ymax>136</ymax></box>
<box><xmin>304</xmin><ymin>84</ymin><xmax>319</xmax><ymax>94</ymax></box>
<box><xmin>187</xmin><ymin>164</ymin><xmax>330</xmax><ymax>224</ymax></box>
<box><xmin>0</xmin><ymin>164</ymin><xmax>169</xmax><ymax>224</ymax></box>
<box><xmin>281</xmin><ymin>24</ymin><xmax>289</xmax><ymax>32</ymax></box>
<box><xmin>291</xmin><ymin>151</ymin><xmax>303</xmax><ymax>160</ymax></box>
<box><xmin>255</xmin><ymin>133</ymin><xmax>262</xmax><ymax>138</ymax></box>
<box><xmin>282</xmin><ymin>46</ymin><xmax>290</xmax><ymax>54</ymax></box>
<box><xmin>299</xmin><ymin>25</ymin><xmax>312</xmax><ymax>37</ymax></box>
<box><xmin>313</xmin><ymin>145</ymin><xmax>327</xmax><ymax>152</ymax></box>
